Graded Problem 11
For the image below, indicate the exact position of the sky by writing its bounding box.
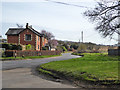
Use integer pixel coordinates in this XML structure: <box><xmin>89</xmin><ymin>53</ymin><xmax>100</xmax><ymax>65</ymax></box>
<box><xmin>0</xmin><ymin>0</ymin><xmax>118</xmax><ymax>45</ymax></box>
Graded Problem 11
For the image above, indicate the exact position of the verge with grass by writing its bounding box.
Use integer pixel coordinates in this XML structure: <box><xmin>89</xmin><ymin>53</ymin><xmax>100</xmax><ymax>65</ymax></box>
<box><xmin>37</xmin><ymin>53</ymin><xmax>120</xmax><ymax>86</ymax></box>
<box><xmin>1</xmin><ymin>55</ymin><xmax>61</xmax><ymax>61</ymax></box>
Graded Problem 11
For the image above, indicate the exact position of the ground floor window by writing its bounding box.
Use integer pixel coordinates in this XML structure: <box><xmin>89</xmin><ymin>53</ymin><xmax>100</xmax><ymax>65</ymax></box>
<box><xmin>38</xmin><ymin>45</ymin><xmax>39</xmax><ymax>49</ymax></box>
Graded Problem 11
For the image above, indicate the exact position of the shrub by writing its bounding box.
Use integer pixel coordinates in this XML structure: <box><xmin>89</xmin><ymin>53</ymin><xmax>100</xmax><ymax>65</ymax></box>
<box><xmin>26</xmin><ymin>44</ymin><xmax>32</xmax><ymax>50</ymax></box>
<box><xmin>17</xmin><ymin>45</ymin><xmax>22</xmax><ymax>50</ymax></box>
<box><xmin>42</xmin><ymin>47</ymin><xmax>48</xmax><ymax>50</ymax></box>
<box><xmin>1</xmin><ymin>43</ymin><xmax>22</xmax><ymax>50</ymax></box>
<box><xmin>62</xmin><ymin>46</ymin><xmax>67</xmax><ymax>52</ymax></box>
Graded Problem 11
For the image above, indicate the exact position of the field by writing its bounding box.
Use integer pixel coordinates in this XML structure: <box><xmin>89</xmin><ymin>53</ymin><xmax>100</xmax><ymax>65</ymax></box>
<box><xmin>38</xmin><ymin>53</ymin><xmax>120</xmax><ymax>85</ymax></box>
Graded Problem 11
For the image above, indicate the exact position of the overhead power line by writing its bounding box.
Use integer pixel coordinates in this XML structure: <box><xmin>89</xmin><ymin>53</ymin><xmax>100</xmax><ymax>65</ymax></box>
<box><xmin>45</xmin><ymin>0</ymin><xmax>91</xmax><ymax>8</ymax></box>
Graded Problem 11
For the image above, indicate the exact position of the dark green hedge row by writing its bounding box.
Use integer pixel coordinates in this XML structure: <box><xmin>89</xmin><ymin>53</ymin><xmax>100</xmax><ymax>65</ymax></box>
<box><xmin>1</xmin><ymin>43</ymin><xmax>22</xmax><ymax>50</ymax></box>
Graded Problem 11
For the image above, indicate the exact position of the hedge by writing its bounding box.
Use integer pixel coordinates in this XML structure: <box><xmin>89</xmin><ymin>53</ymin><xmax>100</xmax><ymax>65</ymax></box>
<box><xmin>1</xmin><ymin>43</ymin><xmax>22</xmax><ymax>50</ymax></box>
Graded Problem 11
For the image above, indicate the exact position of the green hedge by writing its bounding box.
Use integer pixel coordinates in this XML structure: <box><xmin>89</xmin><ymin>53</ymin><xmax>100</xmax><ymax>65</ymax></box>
<box><xmin>1</xmin><ymin>43</ymin><xmax>22</xmax><ymax>50</ymax></box>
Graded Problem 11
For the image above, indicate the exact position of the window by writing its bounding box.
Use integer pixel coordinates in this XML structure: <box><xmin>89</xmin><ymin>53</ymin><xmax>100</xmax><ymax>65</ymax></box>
<box><xmin>42</xmin><ymin>37</ymin><xmax>44</xmax><ymax>42</ymax></box>
<box><xmin>38</xmin><ymin>45</ymin><xmax>39</xmax><ymax>49</ymax></box>
<box><xmin>38</xmin><ymin>37</ymin><xmax>39</xmax><ymax>41</ymax></box>
<box><xmin>25</xmin><ymin>34</ymin><xmax>31</xmax><ymax>41</ymax></box>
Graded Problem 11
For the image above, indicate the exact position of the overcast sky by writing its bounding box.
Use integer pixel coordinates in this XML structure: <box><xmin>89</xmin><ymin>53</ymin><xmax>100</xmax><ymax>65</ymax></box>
<box><xmin>1</xmin><ymin>0</ymin><xmax>118</xmax><ymax>45</ymax></box>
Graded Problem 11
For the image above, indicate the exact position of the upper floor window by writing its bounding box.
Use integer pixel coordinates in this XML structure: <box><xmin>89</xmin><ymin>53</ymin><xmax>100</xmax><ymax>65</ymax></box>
<box><xmin>38</xmin><ymin>36</ymin><xmax>39</xmax><ymax>41</ymax></box>
<box><xmin>25</xmin><ymin>34</ymin><xmax>31</xmax><ymax>41</ymax></box>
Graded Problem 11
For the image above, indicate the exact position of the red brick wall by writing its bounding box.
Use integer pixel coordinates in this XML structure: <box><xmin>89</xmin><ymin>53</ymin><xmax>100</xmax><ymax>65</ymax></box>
<box><xmin>19</xmin><ymin>29</ymin><xmax>36</xmax><ymax>50</ymax></box>
<box><xmin>7</xmin><ymin>35</ymin><xmax>19</xmax><ymax>44</ymax></box>
<box><xmin>5</xmin><ymin>50</ymin><xmax>62</xmax><ymax>57</ymax></box>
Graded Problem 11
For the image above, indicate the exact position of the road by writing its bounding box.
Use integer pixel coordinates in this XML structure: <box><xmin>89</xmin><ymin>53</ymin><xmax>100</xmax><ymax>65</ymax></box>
<box><xmin>2</xmin><ymin>53</ymin><xmax>80</xmax><ymax>70</ymax></box>
<box><xmin>2</xmin><ymin>53</ymin><xmax>81</xmax><ymax>88</ymax></box>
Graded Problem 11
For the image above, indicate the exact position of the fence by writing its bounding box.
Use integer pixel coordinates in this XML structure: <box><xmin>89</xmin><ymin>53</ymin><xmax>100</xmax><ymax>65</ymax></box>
<box><xmin>108</xmin><ymin>49</ymin><xmax>120</xmax><ymax>56</ymax></box>
<box><xmin>5</xmin><ymin>50</ymin><xmax>61</xmax><ymax>57</ymax></box>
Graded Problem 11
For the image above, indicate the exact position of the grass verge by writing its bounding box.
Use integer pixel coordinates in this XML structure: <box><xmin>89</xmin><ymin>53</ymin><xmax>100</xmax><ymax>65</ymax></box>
<box><xmin>1</xmin><ymin>55</ymin><xmax>61</xmax><ymax>61</ymax></box>
<box><xmin>37</xmin><ymin>53</ymin><xmax>120</xmax><ymax>85</ymax></box>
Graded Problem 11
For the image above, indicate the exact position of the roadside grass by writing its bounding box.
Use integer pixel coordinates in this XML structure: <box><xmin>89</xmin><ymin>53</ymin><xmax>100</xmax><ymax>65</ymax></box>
<box><xmin>1</xmin><ymin>55</ymin><xmax>61</xmax><ymax>60</ymax></box>
<box><xmin>38</xmin><ymin>53</ymin><xmax>120</xmax><ymax>85</ymax></box>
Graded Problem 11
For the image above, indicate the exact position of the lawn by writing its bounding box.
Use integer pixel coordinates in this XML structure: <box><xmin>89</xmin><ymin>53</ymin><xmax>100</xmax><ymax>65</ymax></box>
<box><xmin>38</xmin><ymin>53</ymin><xmax>120</xmax><ymax>85</ymax></box>
<box><xmin>1</xmin><ymin>55</ymin><xmax>60</xmax><ymax>60</ymax></box>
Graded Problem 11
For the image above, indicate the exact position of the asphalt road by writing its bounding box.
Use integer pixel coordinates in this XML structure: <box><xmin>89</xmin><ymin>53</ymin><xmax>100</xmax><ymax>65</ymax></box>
<box><xmin>2</xmin><ymin>53</ymin><xmax>81</xmax><ymax>88</ymax></box>
<box><xmin>2</xmin><ymin>53</ymin><xmax>80</xmax><ymax>70</ymax></box>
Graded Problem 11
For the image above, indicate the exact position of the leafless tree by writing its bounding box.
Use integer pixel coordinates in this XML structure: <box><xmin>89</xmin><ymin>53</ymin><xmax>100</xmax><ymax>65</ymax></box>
<box><xmin>41</xmin><ymin>30</ymin><xmax>54</xmax><ymax>40</ymax></box>
<box><xmin>41</xmin><ymin>30</ymin><xmax>55</xmax><ymax>49</ymax></box>
<box><xmin>84</xmin><ymin>0</ymin><xmax>120</xmax><ymax>38</ymax></box>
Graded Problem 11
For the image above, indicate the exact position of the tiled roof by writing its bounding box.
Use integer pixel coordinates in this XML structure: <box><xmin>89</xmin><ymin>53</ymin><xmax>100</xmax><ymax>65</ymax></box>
<box><xmin>28</xmin><ymin>27</ymin><xmax>43</xmax><ymax>37</ymax></box>
<box><xmin>5</xmin><ymin>27</ymin><xmax>43</xmax><ymax>37</ymax></box>
<box><xmin>5</xmin><ymin>28</ymin><xmax>25</xmax><ymax>35</ymax></box>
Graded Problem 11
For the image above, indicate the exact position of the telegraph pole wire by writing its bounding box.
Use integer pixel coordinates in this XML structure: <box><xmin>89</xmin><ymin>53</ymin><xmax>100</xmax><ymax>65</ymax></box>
<box><xmin>45</xmin><ymin>0</ymin><xmax>91</xmax><ymax>9</ymax></box>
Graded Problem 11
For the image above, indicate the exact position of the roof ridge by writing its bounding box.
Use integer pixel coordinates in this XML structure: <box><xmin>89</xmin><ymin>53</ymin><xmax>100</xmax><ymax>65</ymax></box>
<box><xmin>6</xmin><ymin>26</ymin><xmax>45</xmax><ymax>37</ymax></box>
<box><xmin>28</xmin><ymin>27</ymin><xmax>43</xmax><ymax>37</ymax></box>
<box><xmin>9</xmin><ymin>28</ymin><xmax>25</xmax><ymax>29</ymax></box>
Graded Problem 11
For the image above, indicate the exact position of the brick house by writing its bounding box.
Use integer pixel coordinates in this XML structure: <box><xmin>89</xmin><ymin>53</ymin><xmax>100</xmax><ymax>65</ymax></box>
<box><xmin>5</xmin><ymin>23</ymin><xmax>48</xmax><ymax>51</ymax></box>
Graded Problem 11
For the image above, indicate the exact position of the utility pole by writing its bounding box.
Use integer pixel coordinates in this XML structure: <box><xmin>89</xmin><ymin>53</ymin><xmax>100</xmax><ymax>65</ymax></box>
<box><xmin>79</xmin><ymin>39</ymin><xmax>80</xmax><ymax>46</ymax></box>
<box><xmin>81</xmin><ymin>31</ymin><xmax>83</xmax><ymax>43</ymax></box>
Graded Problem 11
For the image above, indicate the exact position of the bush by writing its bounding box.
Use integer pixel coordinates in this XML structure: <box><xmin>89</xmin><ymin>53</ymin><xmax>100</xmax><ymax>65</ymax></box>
<box><xmin>70</xmin><ymin>44</ymin><xmax>78</xmax><ymax>50</ymax></box>
<box><xmin>1</xmin><ymin>43</ymin><xmax>22</xmax><ymax>50</ymax></box>
<box><xmin>17</xmin><ymin>45</ymin><xmax>22</xmax><ymax>50</ymax></box>
<box><xmin>2</xmin><ymin>52</ymin><xmax>6</xmax><ymax>57</ymax></box>
<box><xmin>26</xmin><ymin>44</ymin><xmax>32</xmax><ymax>50</ymax></box>
<box><xmin>62</xmin><ymin>46</ymin><xmax>67</xmax><ymax>52</ymax></box>
<box><xmin>68</xmin><ymin>48</ymin><xmax>73</xmax><ymax>51</ymax></box>
<box><xmin>56</xmin><ymin>46</ymin><xmax>63</xmax><ymax>52</ymax></box>
<box><xmin>42</xmin><ymin>47</ymin><xmax>48</xmax><ymax>50</ymax></box>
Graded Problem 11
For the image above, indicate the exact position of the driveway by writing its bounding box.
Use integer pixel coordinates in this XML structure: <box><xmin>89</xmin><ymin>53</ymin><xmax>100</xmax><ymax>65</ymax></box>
<box><xmin>2</xmin><ymin>53</ymin><xmax>81</xmax><ymax>88</ymax></box>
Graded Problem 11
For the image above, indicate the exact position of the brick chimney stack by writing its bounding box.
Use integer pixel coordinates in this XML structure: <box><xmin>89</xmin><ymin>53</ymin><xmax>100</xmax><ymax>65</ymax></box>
<box><xmin>26</xmin><ymin>23</ymin><xmax>29</xmax><ymax>28</ymax></box>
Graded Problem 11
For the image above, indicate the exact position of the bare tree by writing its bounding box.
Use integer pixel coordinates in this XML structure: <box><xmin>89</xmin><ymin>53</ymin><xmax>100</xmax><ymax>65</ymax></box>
<box><xmin>41</xmin><ymin>30</ymin><xmax>54</xmax><ymax>40</ymax></box>
<box><xmin>84</xmin><ymin>0</ymin><xmax>120</xmax><ymax>38</ymax></box>
<box><xmin>41</xmin><ymin>30</ymin><xmax>55</xmax><ymax>49</ymax></box>
<box><xmin>49</xmin><ymin>39</ymin><xmax>58</xmax><ymax>48</ymax></box>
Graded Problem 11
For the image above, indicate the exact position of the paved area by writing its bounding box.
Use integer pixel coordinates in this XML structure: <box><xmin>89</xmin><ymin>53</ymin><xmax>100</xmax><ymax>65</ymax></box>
<box><xmin>2</xmin><ymin>68</ymin><xmax>75</xmax><ymax>88</ymax></box>
<box><xmin>2</xmin><ymin>53</ymin><xmax>81</xmax><ymax>88</ymax></box>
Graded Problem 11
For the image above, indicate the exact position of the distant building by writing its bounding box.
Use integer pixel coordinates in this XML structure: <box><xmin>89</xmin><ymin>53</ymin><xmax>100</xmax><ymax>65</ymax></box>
<box><xmin>5</xmin><ymin>23</ymin><xmax>48</xmax><ymax>51</ymax></box>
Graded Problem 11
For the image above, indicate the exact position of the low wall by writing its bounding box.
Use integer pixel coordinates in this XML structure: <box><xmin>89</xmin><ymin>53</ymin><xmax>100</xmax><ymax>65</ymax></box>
<box><xmin>108</xmin><ymin>49</ymin><xmax>120</xmax><ymax>56</ymax></box>
<box><xmin>5</xmin><ymin>50</ymin><xmax>61</xmax><ymax>57</ymax></box>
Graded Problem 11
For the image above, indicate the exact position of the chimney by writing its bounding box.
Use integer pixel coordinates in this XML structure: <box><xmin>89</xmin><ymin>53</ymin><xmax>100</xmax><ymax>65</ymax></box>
<box><xmin>26</xmin><ymin>23</ymin><xmax>29</xmax><ymax>28</ymax></box>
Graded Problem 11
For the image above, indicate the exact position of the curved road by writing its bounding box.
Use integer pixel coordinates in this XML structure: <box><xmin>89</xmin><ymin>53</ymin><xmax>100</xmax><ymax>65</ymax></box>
<box><xmin>2</xmin><ymin>53</ymin><xmax>80</xmax><ymax>70</ymax></box>
<box><xmin>2</xmin><ymin>53</ymin><xmax>81</xmax><ymax>88</ymax></box>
